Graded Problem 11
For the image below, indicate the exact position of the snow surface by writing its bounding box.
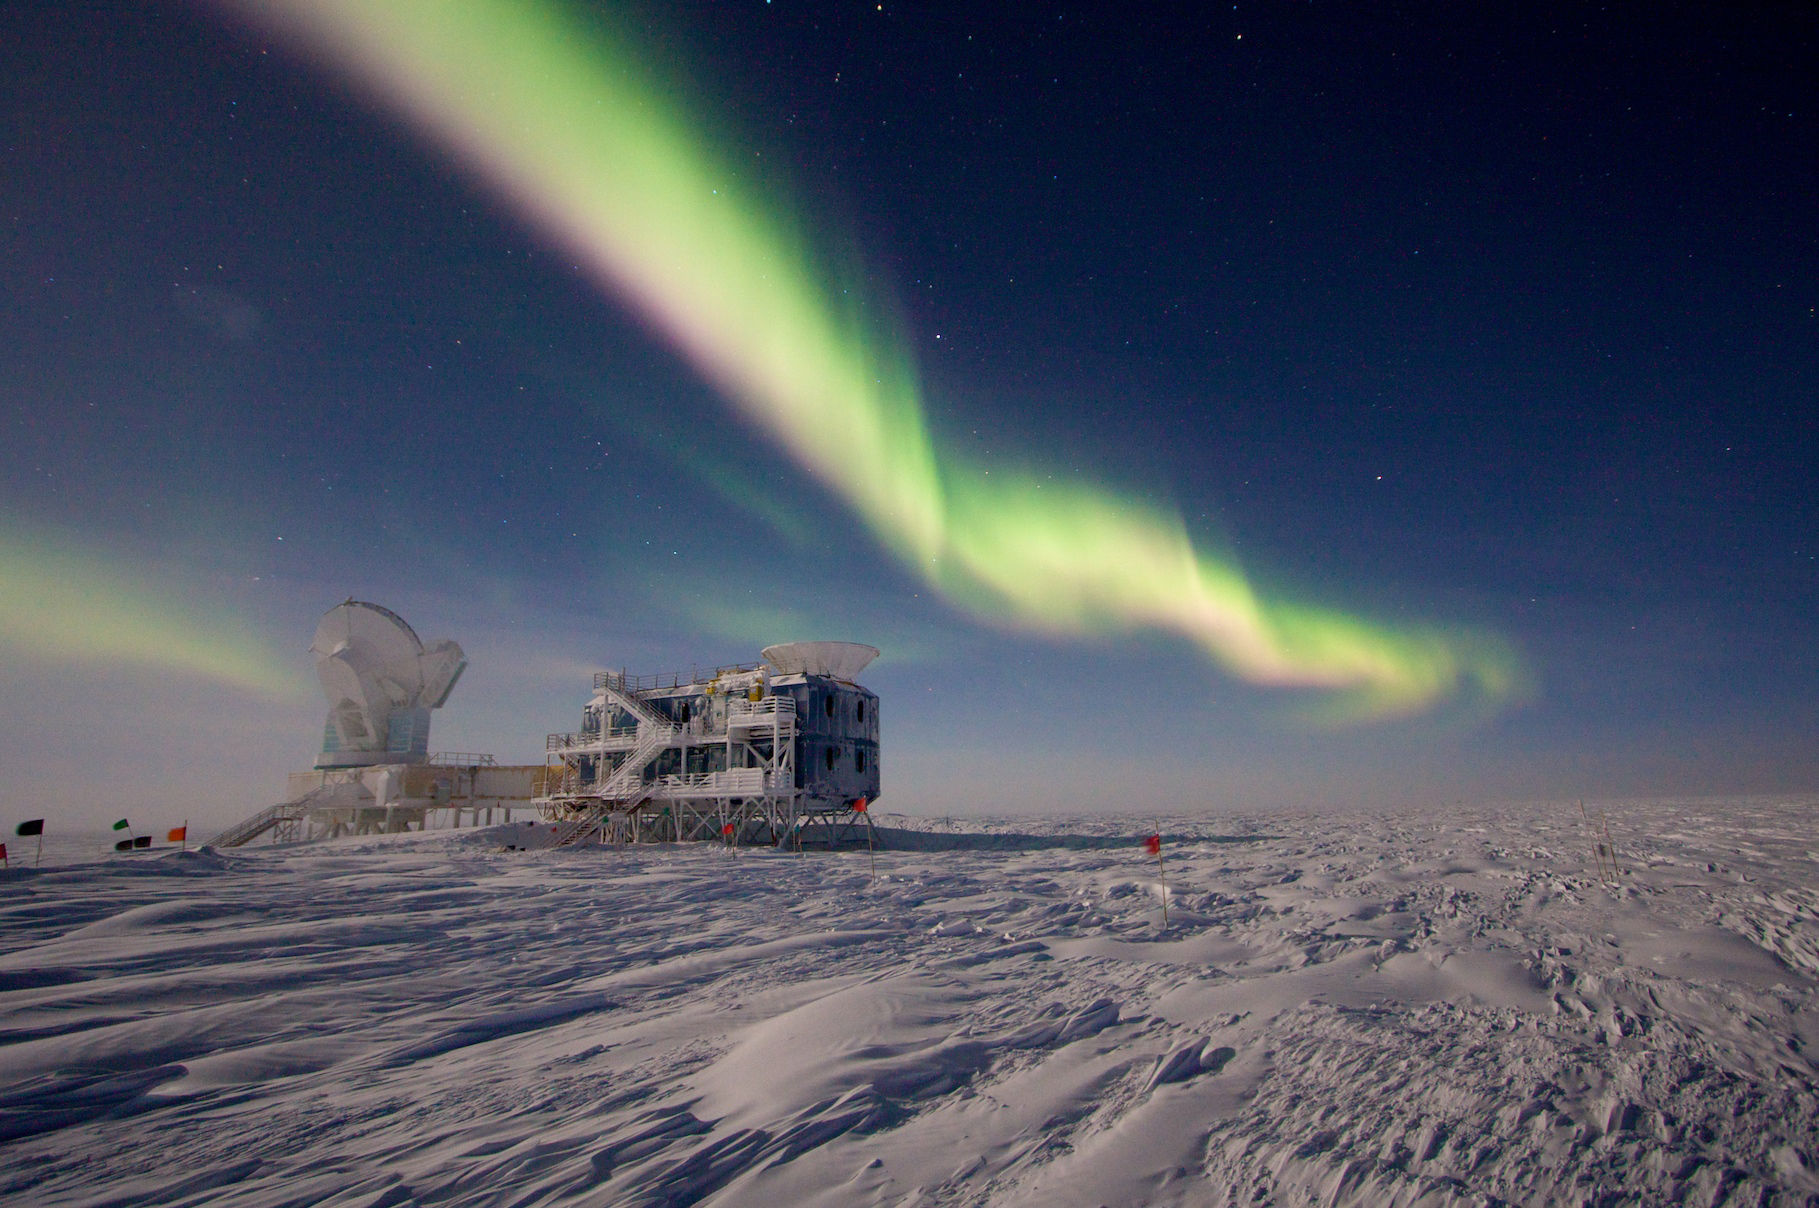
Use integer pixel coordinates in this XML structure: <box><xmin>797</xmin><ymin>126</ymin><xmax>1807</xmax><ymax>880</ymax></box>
<box><xmin>3</xmin><ymin>799</ymin><xmax>1818</xmax><ymax>1206</ymax></box>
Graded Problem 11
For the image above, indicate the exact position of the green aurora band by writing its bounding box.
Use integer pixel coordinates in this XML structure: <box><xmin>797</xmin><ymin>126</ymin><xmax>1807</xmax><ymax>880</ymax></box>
<box><xmin>241</xmin><ymin>0</ymin><xmax>1521</xmax><ymax>721</ymax></box>
<box><xmin>0</xmin><ymin>522</ymin><xmax>304</xmax><ymax>698</ymax></box>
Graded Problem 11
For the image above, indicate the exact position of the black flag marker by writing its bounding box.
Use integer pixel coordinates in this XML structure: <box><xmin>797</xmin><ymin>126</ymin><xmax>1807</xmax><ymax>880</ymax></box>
<box><xmin>15</xmin><ymin>820</ymin><xmax>44</xmax><ymax>866</ymax></box>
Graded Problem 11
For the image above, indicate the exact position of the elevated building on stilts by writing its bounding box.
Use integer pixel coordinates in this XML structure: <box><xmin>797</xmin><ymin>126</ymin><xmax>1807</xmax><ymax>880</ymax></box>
<box><xmin>538</xmin><ymin>641</ymin><xmax>881</xmax><ymax>848</ymax></box>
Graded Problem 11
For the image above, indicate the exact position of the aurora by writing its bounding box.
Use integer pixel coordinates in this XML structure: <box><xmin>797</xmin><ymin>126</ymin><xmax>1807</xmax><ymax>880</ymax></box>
<box><xmin>234</xmin><ymin>0</ymin><xmax>1521</xmax><ymax>720</ymax></box>
<box><xmin>0</xmin><ymin>521</ymin><xmax>304</xmax><ymax>698</ymax></box>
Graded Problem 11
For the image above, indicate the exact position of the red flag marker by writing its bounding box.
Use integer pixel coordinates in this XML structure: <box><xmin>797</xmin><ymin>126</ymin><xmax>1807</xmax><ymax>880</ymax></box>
<box><xmin>167</xmin><ymin>826</ymin><xmax>188</xmax><ymax>844</ymax></box>
<box><xmin>1144</xmin><ymin>834</ymin><xmax>1168</xmax><ymax>928</ymax></box>
<box><xmin>856</xmin><ymin>799</ymin><xmax>875</xmax><ymax>878</ymax></box>
<box><xmin>721</xmin><ymin>821</ymin><xmax>735</xmax><ymax>850</ymax></box>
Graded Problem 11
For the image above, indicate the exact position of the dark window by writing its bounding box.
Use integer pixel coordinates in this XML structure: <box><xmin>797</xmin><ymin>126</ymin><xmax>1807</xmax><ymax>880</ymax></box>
<box><xmin>825</xmin><ymin>745</ymin><xmax>836</xmax><ymax>771</ymax></box>
<box><xmin>824</xmin><ymin>695</ymin><xmax>835</xmax><ymax>718</ymax></box>
<box><xmin>679</xmin><ymin>701</ymin><xmax>691</xmax><ymax>723</ymax></box>
<box><xmin>857</xmin><ymin>700</ymin><xmax>865</xmax><ymax>724</ymax></box>
<box><xmin>856</xmin><ymin>749</ymin><xmax>866</xmax><ymax>773</ymax></box>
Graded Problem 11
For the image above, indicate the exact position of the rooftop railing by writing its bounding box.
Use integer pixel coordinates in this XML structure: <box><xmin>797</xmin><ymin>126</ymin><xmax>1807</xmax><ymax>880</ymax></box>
<box><xmin>430</xmin><ymin>752</ymin><xmax>497</xmax><ymax>767</ymax></box>
<box><xmin>595</xmin><ymin>662</ymin><xmax>767</xmax><ymax>695</ymax></box>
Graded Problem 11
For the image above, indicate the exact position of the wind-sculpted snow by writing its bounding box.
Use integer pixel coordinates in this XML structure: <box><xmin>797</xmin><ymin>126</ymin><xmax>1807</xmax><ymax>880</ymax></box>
<box><xmin>1</xmin><ymin>800</ymin><xmax>1817</xmax><ymax>1205</ymax></box>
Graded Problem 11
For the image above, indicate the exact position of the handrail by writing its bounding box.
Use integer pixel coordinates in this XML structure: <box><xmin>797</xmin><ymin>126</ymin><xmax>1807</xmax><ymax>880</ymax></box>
<box><xmin>653</xmin><ymin>768</ymin><xmax>766</xmax><ymax>791</ymax></box>
<box><xmin>549</xmin><ymin>801</ymin><xmax>609</xmax><ymax>847</ymax></box>
<box><xmin>727</xmin><ymin>697</ymin><xmax>796</xmax><ymax>732</ymax></box>
<box><xmin>729</xmin><ymin>696</ymin><xmax>796</xmax><ymax>716</ymax></box>
<box><xmin>547</xmin><ymin>726</ymin><xmax>638</xmax><ymax>751</ymax></box>
<box><xmin>205</xmin><ymin>784</ymin><xmax>341</xmax><ymax>848</ymax></box>
<box><xmin>430</xmin><ymin>751</ymin><xmax>497</xmax><ymax>767</ymax></box>
<box><xmin>595</xmin><ymin>662</ymin><xmax>765</xmax><ymax>694</ymax></box>
<box><xmin>591</xmin><ymin>716</ymin><xmax>675</xmax><ymax>801</ymax></box>
<box><xmin>549</xmin><ymin>787</ymin><xmax>656</xmax><ymax>847</ymax></box>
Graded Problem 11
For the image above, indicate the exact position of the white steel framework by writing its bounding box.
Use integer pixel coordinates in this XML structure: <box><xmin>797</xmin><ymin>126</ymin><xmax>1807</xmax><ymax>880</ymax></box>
<box><xmin>536</xmin><ymin>645</ymin><xmax>880</xmax><ymax>848</ymax></box>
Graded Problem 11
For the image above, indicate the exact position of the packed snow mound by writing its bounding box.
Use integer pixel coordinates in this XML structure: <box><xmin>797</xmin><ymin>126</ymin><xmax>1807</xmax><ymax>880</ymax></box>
<box><xmin>1</xmin><ymin>798</ymin><xmax>1817</xmax><ymax>1205</ymax></box>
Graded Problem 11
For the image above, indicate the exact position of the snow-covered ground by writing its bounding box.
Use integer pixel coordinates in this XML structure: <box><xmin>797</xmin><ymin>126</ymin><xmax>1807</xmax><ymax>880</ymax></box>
<box><xmin>2</xmin><ymin>798</ymin><xmax>1817</xmax><ymax>1206</ymax></box>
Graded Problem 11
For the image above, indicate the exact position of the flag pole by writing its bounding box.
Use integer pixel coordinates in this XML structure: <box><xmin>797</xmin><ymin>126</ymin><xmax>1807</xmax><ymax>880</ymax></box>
<box><xmin>182</xmin><ymin>819</ymin><xmax>188</xmax><ymax>853</ymax></box>
<box><xmin>1143</xmin><ymin>834</ymin><xmax>1167</xmax><ymax>929</ymax></box>
<box><xmin>1158</xmin><ymin>845</ymin><xmax>1168</xmax><ymax>929</ymax></box>
<box><xmin>16</xmin><ymin>821</ymin><xmax>47</xmax><ymax>866</ymax></box>
<box><xmin>1580</xmin><ymin>800</ymin><xmax>1606</xmax><ymax>880</ymax></box>
<box><xmin>857</xmin><ymin>799</ymin><xmax>874</xmax><ymax>880</ymax></box>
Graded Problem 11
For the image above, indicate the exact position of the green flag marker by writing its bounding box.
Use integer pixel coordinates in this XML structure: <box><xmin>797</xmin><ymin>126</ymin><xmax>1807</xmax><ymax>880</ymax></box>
<box><xmin>112</xmin><ymin>819</ymin><xmax>130</xmax><ymax>831</ymax></box>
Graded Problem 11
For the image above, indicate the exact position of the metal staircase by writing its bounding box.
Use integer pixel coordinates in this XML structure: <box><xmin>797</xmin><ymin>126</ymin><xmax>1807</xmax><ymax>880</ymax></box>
<box><xmin>597</xmin><ymin>718</ymin><xmax>673</xmax><ymax>798</ymax></box>
<box><xmin>546</xmin><ymin>681</ymin><xmax>675</xmax><ymax>847</ymax></box>
<box><xmin>548</xmin><ymin>800</ymin><xmax>612</xmax><ymax>848</ymax></box>
<box><xmin>591</xmin><ymin>676</ymin><xmax>676</xmax><ymax>799</ymax></box>
<box><xmin>206</xmin><ymin>785</ymin><xmax>346</xmax><ymax>848</ymax></box>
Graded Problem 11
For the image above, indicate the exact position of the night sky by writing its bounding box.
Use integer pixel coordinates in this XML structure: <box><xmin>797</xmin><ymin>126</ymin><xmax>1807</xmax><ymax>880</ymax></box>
<box><xmin>4</xmin><ymin>1</ymin><xmax>1815</xmax><ymax>829</ymax></box>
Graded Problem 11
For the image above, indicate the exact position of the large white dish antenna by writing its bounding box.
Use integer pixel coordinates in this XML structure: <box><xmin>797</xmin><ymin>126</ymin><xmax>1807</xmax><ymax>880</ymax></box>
<box><xmin>311</xmin><ymin>600</ymin><xmax>466</xmax><ymax>767</ymax></box>
<box><xmin>761</xmin><ymin>641</ymin><xmax>880</xmax><ymax>681</ymax></box>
